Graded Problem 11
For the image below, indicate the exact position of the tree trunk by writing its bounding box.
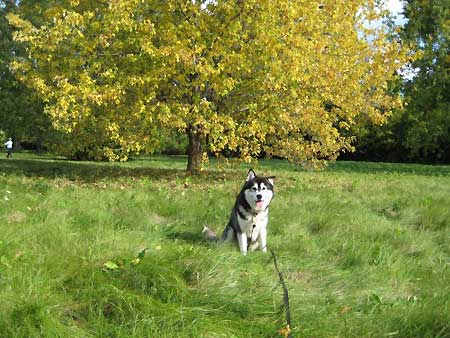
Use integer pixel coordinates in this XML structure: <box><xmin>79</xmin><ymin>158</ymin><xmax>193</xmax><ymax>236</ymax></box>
<box><xmin>186</xmin><ymin>125</ymin><xmax>204</xmax><ymax>173</ymax></box>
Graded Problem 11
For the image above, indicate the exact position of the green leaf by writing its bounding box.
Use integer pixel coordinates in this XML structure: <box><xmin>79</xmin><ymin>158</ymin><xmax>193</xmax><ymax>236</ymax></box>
<box><xmin>137</xmin><ymin>247</ymin><xmax>148</xmax><ymax>260</ymax></box>
<box><xmin>103</xmin><ymin>261</ymin><xmax>119</xmax><ymax>270</ymax></box>
<box><xmin>370</xmin><ymin>293</ymin><xmax>382</xmax><ymax>305</ymax></box>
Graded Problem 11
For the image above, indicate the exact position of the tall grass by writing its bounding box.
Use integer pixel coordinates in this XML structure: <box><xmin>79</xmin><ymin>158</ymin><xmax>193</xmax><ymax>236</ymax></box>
<box><xmin>1</xmin><ymin>153</ymin><xmax>450</xmax><ymax>337</ymax></box>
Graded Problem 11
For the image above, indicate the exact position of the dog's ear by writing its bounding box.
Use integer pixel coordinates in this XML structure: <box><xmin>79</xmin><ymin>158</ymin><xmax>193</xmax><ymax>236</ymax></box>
<box><xmin>246</xmin><ymin>169</ymin><xmax>256</xmax><ymax>182</ymax></box>
<box><xmin>266</xmin><ymin>176</ymin><xmax>275</xmax><ymax>186</ymax></box>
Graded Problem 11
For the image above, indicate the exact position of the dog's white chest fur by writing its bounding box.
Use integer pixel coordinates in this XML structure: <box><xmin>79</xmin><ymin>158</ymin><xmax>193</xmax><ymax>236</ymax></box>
<box><xmin>238</xmin><ymin>208</ymin><xmax>268</xmax><ymax>241</ymax></box>
<box><xmin>235</xmin><ymin>206</ymin><xmax>269</xmax><ymax>254</ymax></box>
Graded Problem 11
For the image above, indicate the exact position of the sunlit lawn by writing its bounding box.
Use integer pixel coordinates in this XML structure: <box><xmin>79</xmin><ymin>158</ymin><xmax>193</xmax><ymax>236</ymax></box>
<box><xmin>1</xmin><ymin>152</ymin><xmax>450</xmax><ymax>337</ymax></box>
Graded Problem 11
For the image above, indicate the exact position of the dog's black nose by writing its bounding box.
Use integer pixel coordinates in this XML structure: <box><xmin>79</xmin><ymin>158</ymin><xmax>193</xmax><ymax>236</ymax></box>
<box><xmin>256</xmin><ymin>194</ymin><xmax>262</xmax><ymax>200</ymax></box>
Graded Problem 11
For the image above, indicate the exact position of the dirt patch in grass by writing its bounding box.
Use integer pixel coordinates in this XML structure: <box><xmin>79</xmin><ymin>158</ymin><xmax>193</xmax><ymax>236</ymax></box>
<box><xmin>7</xmin><ymin>211</ymin><xmax>27</xmax><ymax>224</ymax></box>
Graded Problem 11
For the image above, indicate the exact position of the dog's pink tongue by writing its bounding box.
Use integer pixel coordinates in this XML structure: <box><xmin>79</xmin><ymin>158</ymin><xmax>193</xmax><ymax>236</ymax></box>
<box><xmin>256</xmin><ymin>201</ymin><xmax>264</xmax><ymax>208</ymax></box>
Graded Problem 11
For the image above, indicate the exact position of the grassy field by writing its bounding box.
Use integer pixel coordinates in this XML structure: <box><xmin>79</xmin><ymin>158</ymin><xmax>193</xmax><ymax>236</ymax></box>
<box><xmin>1</xmin><ymin>152</ymin><xmax>450</xmax><ymax>338</ymax></box>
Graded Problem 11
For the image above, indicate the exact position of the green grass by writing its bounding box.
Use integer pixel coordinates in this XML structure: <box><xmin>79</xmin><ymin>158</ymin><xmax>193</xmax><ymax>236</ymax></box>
<box><xmin>1</xmin><ymin>152</ymin><xmax>450</xmax><ymax>337</ymax></box>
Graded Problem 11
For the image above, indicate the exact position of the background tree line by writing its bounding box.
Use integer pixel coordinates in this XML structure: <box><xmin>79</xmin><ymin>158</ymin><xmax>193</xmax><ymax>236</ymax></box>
<box><xmin>0</xmin><ymin>0</ymin><xmax>52</xmax><ymax>150</ymax></box>
<box><xmin>0</xmin><ymin>0</ymin><xmax>448</xmax><ymax>168</ymax></box>
<box><xmin>343</xmin><ymin>0</ymin><xmax>450</xmax><ymax>164</ymax></box>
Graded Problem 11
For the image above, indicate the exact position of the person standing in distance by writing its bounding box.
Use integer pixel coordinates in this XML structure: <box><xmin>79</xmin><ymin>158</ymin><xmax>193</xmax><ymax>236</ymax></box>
<box><xmin>4</xmin><ymin>137</ymin><xmax>13</xmax><ymax>158</ymax></box>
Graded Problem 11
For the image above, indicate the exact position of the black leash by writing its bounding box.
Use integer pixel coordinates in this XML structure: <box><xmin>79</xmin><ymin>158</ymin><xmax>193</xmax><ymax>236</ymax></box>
<box><xmin>267</xmin><ymin>246</ymin><xmax>293</xmax><ymax>338</ymax></box>
<box><xmin>248</xmin><ymin>225</ymin><xmax>293</xmax><ymax>337</ymax></box>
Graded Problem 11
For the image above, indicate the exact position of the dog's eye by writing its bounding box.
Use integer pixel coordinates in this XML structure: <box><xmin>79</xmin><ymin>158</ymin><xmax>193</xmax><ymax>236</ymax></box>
<box><xmin>262</xmin><ymin>187</ymin><xmax>266</xmax><ymax>190</ymax></box>
<box><xmin>252</xmin><ymin>187</ymin><xmax>257</xmax><ymax>191</ymax></box>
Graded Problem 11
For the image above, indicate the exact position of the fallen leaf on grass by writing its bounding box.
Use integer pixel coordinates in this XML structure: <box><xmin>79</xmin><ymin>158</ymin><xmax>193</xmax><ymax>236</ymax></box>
<box><xmin>130</xmin><ymin>247</ymin><xmax>149</xmax><ymax>265</ymax></box>
<box><xmin>383</xmin><ymin>207</ymin><xmax>399</xmax><ymax>218</ymax></box>
<box><xmin>385</xmin><ymin>331</ymin><xmax>399</xmax><ymax>336</ymax></box>
<box><xmin>103</xmin><ymin>261</ymin><xmax>119</xmax><ymax>270</ymax></box>
<box><xmin>278</xmin><ymin>325</ymin><xmax>291</xmax><ymax>338</ymax></box>
<box><xmin>131</xmin><ymin>258</ymin><xmax>140</xmax><ymax>265</ymax></box>
<box><xmin>370</xmin><ymin>293</ymin><xmax>383</xmax><ymax>305</ymax></box>
<box><xmin>340</xmin><ymin>306</ymin><xmax>352</xmax><ymax>314</ymax></box>
<box><xmin>137</xmin><ymin>247</ymin><xmax>149</xmax><ymax>259</ymax></box>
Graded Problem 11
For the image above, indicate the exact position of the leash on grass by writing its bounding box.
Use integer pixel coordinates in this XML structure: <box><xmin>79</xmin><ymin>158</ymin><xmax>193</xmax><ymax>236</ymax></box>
<box><xmin>267</xmin><ymin>246</ymin><xmax>293</xmax><ymax>338</ymax></box>
<box><xmin>247</xmin><ymin>228</ymin><xmax>292</xmax><ymax>337</ymax></box>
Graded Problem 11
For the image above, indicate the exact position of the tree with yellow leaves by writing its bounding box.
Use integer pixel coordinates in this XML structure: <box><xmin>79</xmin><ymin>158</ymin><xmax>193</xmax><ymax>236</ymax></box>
<box><xmin>8</xmin><ymin>0</ymin><xmax>410</xmax><ymax>171</ymax></box>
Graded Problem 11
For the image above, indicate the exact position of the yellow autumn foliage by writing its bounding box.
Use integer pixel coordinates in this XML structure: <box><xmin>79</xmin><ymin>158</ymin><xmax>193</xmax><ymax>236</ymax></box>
<box><xmin>8</xmin><ymin>0</ymin><xmax>411</xmax><ymax>168</ymax></box>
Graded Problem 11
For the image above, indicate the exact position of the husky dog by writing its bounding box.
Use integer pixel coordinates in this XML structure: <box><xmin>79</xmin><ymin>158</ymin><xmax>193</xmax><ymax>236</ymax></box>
<box><xmin>203</xmin><ymin>169</ymin><xmax>274</xmax><ymax>255</ymax></box>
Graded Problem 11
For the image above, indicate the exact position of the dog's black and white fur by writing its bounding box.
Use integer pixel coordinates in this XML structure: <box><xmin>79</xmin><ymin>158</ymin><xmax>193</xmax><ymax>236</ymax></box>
<box><xmin>216</xmin><ymin>169</ymin><xmax>274</xmax><ymax>255</ymax></box>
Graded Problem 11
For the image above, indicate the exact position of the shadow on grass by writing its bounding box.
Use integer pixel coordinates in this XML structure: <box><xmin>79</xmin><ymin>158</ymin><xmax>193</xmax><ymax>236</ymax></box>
<box><xmin>165</xmin><ymin>230</ymin><xmax>214</xmax><ymax>247</ymax></box>
<box><xmin>328</xmin><ymin>161</ymin><xmax>450</xmax><ymax>177</ymax></box>
<box><xmin>0</xmin><ymin>158</ymin><xmax>181</xmax><ymax>181</ymax></box>
<box><xmin>0</xmin><ymin>157</ymin><xmax>242</xmax><ymax>183</ymax></box>
<box><xmin>3</xmin><ymin>155</ymin><xmax>448</xmax><ymax>181</ymax></box>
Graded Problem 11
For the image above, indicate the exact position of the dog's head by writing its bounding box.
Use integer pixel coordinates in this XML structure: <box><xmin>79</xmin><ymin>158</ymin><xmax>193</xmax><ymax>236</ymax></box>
<box><xmin>242</xmin><ymin>169</ymin><xmax>274</xmax><ymax>212</ymax></box>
